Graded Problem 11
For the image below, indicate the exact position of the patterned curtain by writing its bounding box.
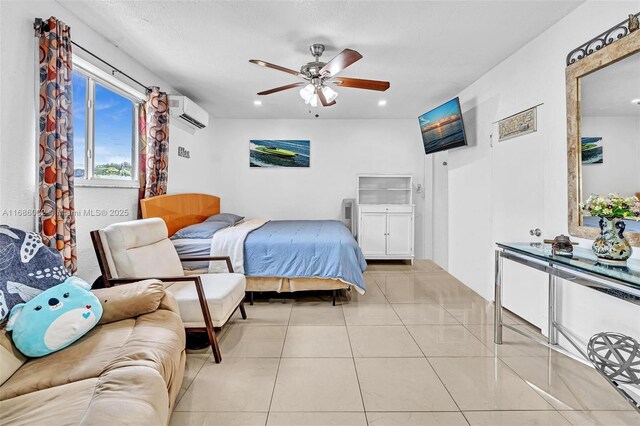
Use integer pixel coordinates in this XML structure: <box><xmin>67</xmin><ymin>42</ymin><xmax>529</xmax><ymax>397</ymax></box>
<box><xmin>36</xmin><ymin>17</ymin><xmax>77</xmax><ymax>274</ymax></box>
<box><xmin>138</xmin><ymin>86</ymin><xmax>169</xmax><ymax>216</ymax></box>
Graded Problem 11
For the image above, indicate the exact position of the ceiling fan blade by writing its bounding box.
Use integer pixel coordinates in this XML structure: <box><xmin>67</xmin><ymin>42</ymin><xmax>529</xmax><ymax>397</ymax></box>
<box><xmin>319</xmin><ymin>49</ymin><xmax>363</xmax><ymax>77</ymax></box>
<box><xmin>316</xmin><ymin>88</ymin><xmax>336</xmax><ymax>107</ymax></box>
<box><xmin>257</xmin><ymin>82</ymin><xmax>305</xmax><ymax>96</ymax></box>
<box><xmin>332</xmin><ymin>77</ymin><xmax>390</xmax><ymax>91</ymax></box>
<box><xmin>249</xmin><ymin>59</ymin><xmax>301</xmax><ymax>76</ymax></box>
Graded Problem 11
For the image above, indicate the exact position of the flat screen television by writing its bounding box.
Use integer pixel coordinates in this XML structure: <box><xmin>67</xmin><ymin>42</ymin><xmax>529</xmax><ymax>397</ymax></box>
<box><xmin>418</xmin><ymin>97</ymin><xmax>467</xmax><ymax>155</ymax></box>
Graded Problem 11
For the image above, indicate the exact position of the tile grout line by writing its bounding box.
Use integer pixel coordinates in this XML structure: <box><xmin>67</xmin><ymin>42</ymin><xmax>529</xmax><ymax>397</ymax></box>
<box><xmin>177</xmin><ymin>319</ymin><xmax>238</xmax><ymax>408</ymax></box>
<box><xmin>453</xmin><ymin>312</ymin><xmax>568</xmax><ymax>410</ymax></box>
<box><xmin>174</xmin><ymin>349</ymin><xmax>212</xmax><ymax>409</ymax></box>
<box><xmin>343</xmin><ymin>302</ymin><xmax>370</xmax><ymax>425</ymax></box>
<box><xmin>418</xmin><ymin>275</ymin><xmax>559</xmax><ymax>413</ymax></box>
<box><xmin>403</xmin><ymin>269</ymin><xmax>470</xmax><ymax>416</ymax></box>
<box><xmin>176</xmin><ymin>264</ymin><xmax>628</xmax><ymax>424</ymax></box>
<box><xmin>401</xmin><ymin>309</ymin><xmax>466</xmax><ymax>416</ymax></box>
<box><xmin>264</xmin><ymin>302</ymin><xmax>294</xmax><ymax>426</ymax></box>
<box><xmin>456</xmin><ymin>320</ymin><xmax>562</xmax><ymax>412</ymax></box>
<box><xmin>458</xmin><ymin>411</ymin><xmax>473</xmax><ymax>426</ymax></box>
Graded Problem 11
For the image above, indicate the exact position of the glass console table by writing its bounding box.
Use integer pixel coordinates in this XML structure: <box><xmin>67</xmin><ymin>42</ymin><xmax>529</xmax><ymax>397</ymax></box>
<box><xmin>494</xmin><ymin>243</ymin><xmax>640</xmax><ymax>412</ymax></box>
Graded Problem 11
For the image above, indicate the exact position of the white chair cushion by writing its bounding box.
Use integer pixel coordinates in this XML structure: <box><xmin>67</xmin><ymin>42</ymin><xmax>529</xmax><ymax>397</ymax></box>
<box><xmin>165</xmin><ymin>273</ymin><xmax>246</xmax><ymax>328</ymax></box>
<box><xmin>101</xmin><ymin>218</ymin><xmax>184</xmax><ymax>278</ymax></box>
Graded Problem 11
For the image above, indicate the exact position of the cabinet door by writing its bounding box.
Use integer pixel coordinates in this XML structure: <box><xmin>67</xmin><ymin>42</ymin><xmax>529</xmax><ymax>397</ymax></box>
<box><xmin>359</xmin><ymin>212</ymin><xmax>387</xmax><ymax>256</ymax></box>
<box><xmin>386</xmin><ymin>212</ymin><xmax>413</xmax><ymax>256</ymax></box>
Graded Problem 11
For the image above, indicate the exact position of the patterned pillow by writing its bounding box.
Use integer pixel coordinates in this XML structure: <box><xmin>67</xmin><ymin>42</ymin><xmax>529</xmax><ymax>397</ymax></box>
<box><xmin>0</xmin><ymin>226</ymin><xmax>70</xmax><ymax>321</ymax></box>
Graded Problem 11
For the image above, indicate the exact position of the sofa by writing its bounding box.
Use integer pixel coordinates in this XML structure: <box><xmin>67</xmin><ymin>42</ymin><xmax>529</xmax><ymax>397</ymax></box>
<box><xmin>0</xmin><ymin>280</ymin><xmax>186</xmax><ymax>425</ymax></box>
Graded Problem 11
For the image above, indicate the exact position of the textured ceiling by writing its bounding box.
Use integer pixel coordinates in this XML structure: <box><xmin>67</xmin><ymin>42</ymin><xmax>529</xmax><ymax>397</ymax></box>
<box><xmin>59</xmin><ymin>0</ymin><xmax>585</xmax><ymax>119</ymax></box>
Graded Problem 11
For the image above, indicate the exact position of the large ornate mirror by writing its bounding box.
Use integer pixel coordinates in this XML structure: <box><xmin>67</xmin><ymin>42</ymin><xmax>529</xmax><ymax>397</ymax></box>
<box><xmin>567</xmin><ymin>20</ymin><xmax>640</xmax><ymax>246</ymax></box>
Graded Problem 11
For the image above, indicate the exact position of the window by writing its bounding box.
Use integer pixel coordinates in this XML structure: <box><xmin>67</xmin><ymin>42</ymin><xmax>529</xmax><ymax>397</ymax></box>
<box><xmin>72</xmin><ymin>72</ymin><xmax>87</xmax><ymax>178</ymax></box>
<box><xmin>72</xmin><ymin>61</ymin><xmax>142</xmax><ymax>185</ymax></box>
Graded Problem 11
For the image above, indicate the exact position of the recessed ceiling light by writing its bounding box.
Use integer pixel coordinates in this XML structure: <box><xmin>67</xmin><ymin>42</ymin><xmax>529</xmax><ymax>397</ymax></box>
<box><xmin>378</xmin><ymin>100</ymin><xmax>387</xmax><ymax>107</ymax></box>
<box><xmin>631</xmin><ymin>98</ymin><xmax>640</xmax><ymax>105</ymax></box>
<box><xmin>254</xmin><ymin>100</ymin><xmax>262</xmax><ymax>106</ymax></box>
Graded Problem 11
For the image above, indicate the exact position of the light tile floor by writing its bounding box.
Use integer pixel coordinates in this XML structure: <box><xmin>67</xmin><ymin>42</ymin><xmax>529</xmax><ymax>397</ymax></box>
<box><xmin>171</xmin><ymin>261</ymin><xmax>638</xmax><ymax>426</ymax></box>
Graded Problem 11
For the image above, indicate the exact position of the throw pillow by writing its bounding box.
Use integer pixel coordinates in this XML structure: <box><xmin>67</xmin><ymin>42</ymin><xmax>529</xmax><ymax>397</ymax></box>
<box><xmin>0</xmin><ymin>226</ymin><xmax>71</xmax><ymax>321</ymax></box>
<box><xmin>170</xmin><ymin>221</ymin><xmax>230</xmax><ymax>240</ymax></box>
<box><xmin>204</xmin><ymin>213</ymin><xmax>244</xmax><ymax>225</ymax></box>
<box><xmin>6</xmin><ymin>277</ymin><xmax>103</xmax><ymax>357</ymax></box>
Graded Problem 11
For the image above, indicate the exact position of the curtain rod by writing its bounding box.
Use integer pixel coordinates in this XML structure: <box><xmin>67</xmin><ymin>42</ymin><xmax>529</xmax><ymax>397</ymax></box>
<box><xmin>34</xmin><ymin>17</ymin><xmax>152</xmax><ymax>93</ymax></box>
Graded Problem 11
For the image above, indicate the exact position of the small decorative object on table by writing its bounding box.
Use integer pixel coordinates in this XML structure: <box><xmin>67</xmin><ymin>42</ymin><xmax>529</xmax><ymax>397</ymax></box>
<box><xmin>544</xmin><ymin>234</ymin><xmax>578</xmax><ymax>256</ymax></box>
<box><xmin>582</xmin><ymin>194</ymin><xmax>640</xmax><ymax>265</ymax></box>
<box><xmin>587</xmin><ymin>332</ymin><xmax>640</xmax><ymax>385</ymax></box>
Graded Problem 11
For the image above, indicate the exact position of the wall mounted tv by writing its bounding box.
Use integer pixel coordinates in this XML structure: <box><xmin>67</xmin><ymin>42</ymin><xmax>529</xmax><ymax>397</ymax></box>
<box><xmin>418</xmin><ymin>97</ymin><xmax>468</xmax><ymax>155</ymax></box>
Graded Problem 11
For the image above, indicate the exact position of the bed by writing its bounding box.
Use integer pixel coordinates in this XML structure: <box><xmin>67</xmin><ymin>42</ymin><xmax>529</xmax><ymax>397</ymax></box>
<box><xmin>140</xmin><ymin>193</ymin><xmax>367</xmax><ymax>301</ymax></box>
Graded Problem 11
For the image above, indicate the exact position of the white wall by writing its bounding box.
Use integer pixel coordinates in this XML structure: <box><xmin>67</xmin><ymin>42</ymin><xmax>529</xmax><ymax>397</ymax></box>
<box><xmin>207</xmin><ymin>119</ymin><xmax>427</xmax><ymax>258</ymax></box>
<box><xmin>430</xmin><ymin>151</ymin><xmax>449</xmax><ymax>269</ymax></box>
<box><xmin>0</xmin><ymin>0</ymin><xmax>214</xmax><ymax>281</ymax></box>
<box><xmin>440</xmin><ymin>0</ymin><xmax>640</xmax><ymax>354</ymax></box>
<box><xmin>581</xmin><ymin>115</ymin><xmax>640</xmax><ymax>197</ymax></box>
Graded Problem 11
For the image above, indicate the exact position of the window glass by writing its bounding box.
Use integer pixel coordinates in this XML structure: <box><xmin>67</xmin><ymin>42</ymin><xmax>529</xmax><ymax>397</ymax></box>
<box><xmin>93</xmin><ymin>83</ymin><xmax>135</xmax><ymax>180</ymax></box>
<box><xmin>72</xmin><ymin>71</ymin><xmax>87</xmax><ymax>179</ymax></box>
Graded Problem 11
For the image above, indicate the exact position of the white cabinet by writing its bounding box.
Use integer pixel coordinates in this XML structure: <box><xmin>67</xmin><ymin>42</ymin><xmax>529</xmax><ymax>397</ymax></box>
<box><xmin>356</xmin><ymin>175</ymin><xmax>414</xmax><ymax>260</ymax></box>
<box><xmin>387</xmin><ymin>211</ymin><xmax>413</xmax><ymax>256</ymax></box>
<box><xmin>359</xmin><ymin>211</ymin><xmax>387</xmax><ymax>256</ymax></box>
<box><xmin>358</xmin><ymin>206</ymin><xmax>415</xmax><ymax>261</ymax></box>
<box><xmin>356</xmin><ymin>175</ymin><xmax>415</xmax><ymax>261</ymax></box>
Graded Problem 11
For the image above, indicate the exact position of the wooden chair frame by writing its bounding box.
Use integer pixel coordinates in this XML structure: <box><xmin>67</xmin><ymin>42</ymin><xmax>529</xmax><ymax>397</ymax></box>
<box><xmin>90</xmin><ymin>230</ymin><xmax>246</xmax><ymax>363</ymax></box>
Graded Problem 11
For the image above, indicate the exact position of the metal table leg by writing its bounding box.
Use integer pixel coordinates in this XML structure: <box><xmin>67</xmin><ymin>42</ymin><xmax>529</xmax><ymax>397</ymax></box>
<box><xmin>548</xmin><ymin>271</ymin><xmax>558</xmax><ymax>345</ymax></box>
<box><xmin>494</xmin><ymin>249</ymin><xmax>503</xmax><ymax>344</ymax></box>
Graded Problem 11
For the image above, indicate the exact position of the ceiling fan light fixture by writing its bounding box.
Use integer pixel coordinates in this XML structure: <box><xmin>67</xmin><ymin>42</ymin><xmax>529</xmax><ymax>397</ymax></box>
<box><xmin>309</xmin><ymin>93</ymin><xmax>319</xmax><ymax>108</ymax></box>
<box><xmin>251</xmin><ymin>45</ymin><xmax>389</xmax><ymax>108</ymax></box>
<box><xmin>299</xmin><ymin>83</ymin><xmax>315</xmax><ymax>102</ymax></box>
<box><xmin>322</xmin><ymin>86</ymin><xmax>338</xmax><ymax>103</ymax></box>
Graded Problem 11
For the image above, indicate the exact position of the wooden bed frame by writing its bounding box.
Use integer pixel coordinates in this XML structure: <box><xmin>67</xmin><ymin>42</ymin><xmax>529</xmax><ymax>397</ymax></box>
<box><xmin>140</xmin><ymin>193</ymin><xmax>220</xmax><ymax>237</ymax></box>
<box><xmin>140</xmin><ymin>193</ymin><xmax>350</xmax><ymax>304</ymax></box>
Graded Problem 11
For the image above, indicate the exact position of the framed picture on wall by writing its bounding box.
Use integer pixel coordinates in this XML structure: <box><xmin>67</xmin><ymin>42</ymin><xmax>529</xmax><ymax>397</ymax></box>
<box><xmin>581</xmin><ymin>137</ymin><xmax>603</xmax><ymax>164</ymax></box>
<box><xmin>249</xmin><ymin>140</ymin><xmax>310</xmax><ymax>168</ymax></box>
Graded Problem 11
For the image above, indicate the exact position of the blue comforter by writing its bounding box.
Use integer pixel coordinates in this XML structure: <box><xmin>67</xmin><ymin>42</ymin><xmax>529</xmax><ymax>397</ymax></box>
<box><xmin>244</xmin><ymin>220</ymin><xmax>367</xmax><ymax>292</ymax></box>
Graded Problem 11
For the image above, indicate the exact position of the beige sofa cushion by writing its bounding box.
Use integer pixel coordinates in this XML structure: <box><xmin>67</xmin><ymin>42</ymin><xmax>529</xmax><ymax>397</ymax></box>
<box><xmin>0</xmin><ymin>280</ymin><xmax>178</xmax><ymax>390</ymax></box>
<box><xmin>94</xmin><ymin>279</ymin><xmax>167</xmax><ymax>325</ymax></box>
<box><xmin>0</xmin><ymin>279</ymin><xmax>186</xmax><ymax>425</ymax></box>
<box><xmin>0</xmin><ymin>367</ymin><xmax>170</xmax><ymax>426</ymax></box>
<box><xmin>0</xmin><ymin>308</ymin><xmax>184</xmax><ymax>401</ymax></box>
<box><xmin>0</xmin><ymin>329</ymin><xmax>26</xmax><ymax>387</ymax></box>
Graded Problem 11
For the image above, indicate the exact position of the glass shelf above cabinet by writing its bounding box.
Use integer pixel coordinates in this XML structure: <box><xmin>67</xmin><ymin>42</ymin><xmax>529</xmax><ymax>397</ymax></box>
<box><xmin>357</xmin><ymin>175</ymin><xmax>413</xmax><ymax>205</ymax></box>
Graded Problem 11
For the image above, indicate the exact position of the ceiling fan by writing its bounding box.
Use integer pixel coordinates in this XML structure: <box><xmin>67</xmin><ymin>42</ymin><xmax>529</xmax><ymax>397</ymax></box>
<box><xmin>250</xmin><ymin>44</ymin><xmax>390</xmax><ymax>107</ymax></box>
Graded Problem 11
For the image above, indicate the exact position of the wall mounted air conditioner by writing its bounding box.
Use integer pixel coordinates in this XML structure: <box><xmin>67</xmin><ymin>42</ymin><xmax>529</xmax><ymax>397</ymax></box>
<box><xmin>168</xmin><ymin>95</ymin><xmax>209</xmax><ymax>132</ymax></box>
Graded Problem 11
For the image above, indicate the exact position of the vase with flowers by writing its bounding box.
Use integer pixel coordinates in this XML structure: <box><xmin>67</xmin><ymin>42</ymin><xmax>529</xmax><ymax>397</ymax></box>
<box><xmin>581</xmin><ymin>194</ymin><xmax>640</xmax><ymax>264</ymax></box>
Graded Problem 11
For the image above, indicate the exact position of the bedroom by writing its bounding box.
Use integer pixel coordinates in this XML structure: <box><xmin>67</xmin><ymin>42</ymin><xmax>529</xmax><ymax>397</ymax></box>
<box><xmin>1</xmin><ymin>0</ymin><xmax>640</xmax><ymax>425</ymax></box>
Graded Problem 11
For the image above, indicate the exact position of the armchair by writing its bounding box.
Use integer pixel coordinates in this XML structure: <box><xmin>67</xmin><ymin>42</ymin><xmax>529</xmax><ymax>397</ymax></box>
<box><xmin>90</xmin><ymin>218</ymin><xmax>246</xmax><ymax>363</ymax></box>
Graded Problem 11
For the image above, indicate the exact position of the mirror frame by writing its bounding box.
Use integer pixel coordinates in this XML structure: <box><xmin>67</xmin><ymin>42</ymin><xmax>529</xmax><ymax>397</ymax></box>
<box><xmin>566</xmin><ymin>29</ymin><xmax>640</xmax><ymax>246</ymax></box>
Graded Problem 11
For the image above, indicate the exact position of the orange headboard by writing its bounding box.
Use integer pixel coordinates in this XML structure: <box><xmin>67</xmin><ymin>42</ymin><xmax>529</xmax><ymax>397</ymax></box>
<box><xmin>140</xmin><ymin>193</ymin><xmax>220</xmax><ymax>236</ymax></box>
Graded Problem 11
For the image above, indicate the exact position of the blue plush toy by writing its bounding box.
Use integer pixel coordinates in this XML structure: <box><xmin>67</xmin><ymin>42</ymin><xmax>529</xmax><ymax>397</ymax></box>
<box><xmin>6</xmin><ymin>277</ymin><xmax>103</xmax><ymax>357</ymax></box>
